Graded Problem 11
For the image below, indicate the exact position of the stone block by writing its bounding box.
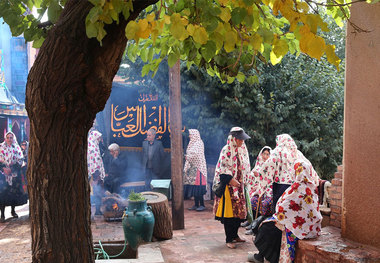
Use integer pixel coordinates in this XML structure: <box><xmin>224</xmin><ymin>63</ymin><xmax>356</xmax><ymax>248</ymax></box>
<box><xmin>330</xmin><ymin>205</ymin><xmax>342</xmax><ymax>214</ymax></box>
<box><xmin>330</xmin><ymin>192</ymin><xmax>342</xmax><ymax>200</ymax></box>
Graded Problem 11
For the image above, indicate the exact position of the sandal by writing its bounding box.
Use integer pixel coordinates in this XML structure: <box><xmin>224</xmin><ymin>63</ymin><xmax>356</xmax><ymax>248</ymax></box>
<box><xmin>226</xmin><ymin>242</ymin><xmax>236</xmax><ymax>249</ymax></box>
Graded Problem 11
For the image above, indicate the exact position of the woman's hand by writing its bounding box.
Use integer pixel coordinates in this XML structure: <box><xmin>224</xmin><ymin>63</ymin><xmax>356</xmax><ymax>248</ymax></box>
<box><xmin>3</xmin><ymin>167</ymin><xmax>11</xmax><ymax>175</ymax></box>
<box><xmin>229</xmin><ymin>178</ymin><xmax>240</xmax><ymax>187</ymax></box>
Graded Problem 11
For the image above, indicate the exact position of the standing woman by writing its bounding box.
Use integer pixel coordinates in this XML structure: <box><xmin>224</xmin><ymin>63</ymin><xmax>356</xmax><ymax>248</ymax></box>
<box><xmin>183</xmin><ymin>129</ymin><xmax>208</xmax><ymax>211</ymax></box>
<box><xmin>0</xmin><ymin>131</ymin><xmax>27</xmax><ymax>222</ymax></box>
<box><xmin>88</xmin><ymin>127</ymin><xmax>106</xmax><ymax>216</ymax></box>
<box><xmin>213</xmin><ymin>127</ymin><xmax>251</xmax><ymax>249</ymax></box>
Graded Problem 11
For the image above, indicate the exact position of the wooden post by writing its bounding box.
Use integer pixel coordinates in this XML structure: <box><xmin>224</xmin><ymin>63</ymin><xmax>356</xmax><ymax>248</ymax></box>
<box><xmin>169</xmin><ymin>60</ymin><xmax>184</xmax><ymax>230</ymax></box>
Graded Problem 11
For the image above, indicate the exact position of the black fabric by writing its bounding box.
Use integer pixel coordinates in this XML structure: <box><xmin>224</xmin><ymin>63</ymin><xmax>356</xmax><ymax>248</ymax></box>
<box><xmin>223</xmin><ymin>218</ymin><xmax>241</xmax><ymax>243</ymax></box>
<box><xmin>254</xmin><ymin>221</ymin><xmax>282</xmax><ymax>263</ymax></box>
<box><xmin>272</xmin><ymin>183</ymin><xmax>291</xmax><ymax>212</ymax></box>
<box><xmin>194</xmin><ymin>195</ymin><xmax>204</xmax><ymax>207</ymax></box>
<box><xmin>104</xmin><ymin>153</ymin><xmax>127</xmax><ymax>194</ymax></box>
<box><xmin>213</xmin><ymin>174</ymin><xmax>232</xmax><ymax>198</ymax></box>
<box><xmin>0</xmin><ymin>164</ymin><xmax>28</xmax><ymax>207</ymax></box>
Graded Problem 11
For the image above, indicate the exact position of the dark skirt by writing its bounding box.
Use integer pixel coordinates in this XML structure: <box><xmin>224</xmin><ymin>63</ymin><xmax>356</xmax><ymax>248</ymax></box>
<box><xmin>254</xmin><ymin>221</ymin><xmax>282</xmax><ymax>263</ymax></box>
<box><xmin>0</xmin><ymin>169</ymin><xmax>28</xmax><ymax>207</ymax></box>
<box><xmin>184</xmin><ymin>185</ymin><xmax>206</xmax><ymax>199</ymax></box>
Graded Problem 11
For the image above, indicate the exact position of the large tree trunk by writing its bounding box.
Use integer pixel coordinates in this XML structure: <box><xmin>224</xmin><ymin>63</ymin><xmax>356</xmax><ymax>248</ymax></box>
<box><xmin>25</xmin><ymin>0</ymin><xmax>156</xmax><ymax>262</ymax></box>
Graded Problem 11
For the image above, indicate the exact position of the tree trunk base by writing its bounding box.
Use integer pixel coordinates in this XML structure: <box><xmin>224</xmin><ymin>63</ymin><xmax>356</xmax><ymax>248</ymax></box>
<box><xmin>141</xmin><ymin>191</ymin><xmax>173</xmax><ymax>240</ymax></box>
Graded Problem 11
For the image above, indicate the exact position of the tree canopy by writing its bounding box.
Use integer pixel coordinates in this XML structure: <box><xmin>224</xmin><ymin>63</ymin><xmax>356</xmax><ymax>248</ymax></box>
<box><xmin>0</xmin><ymin>0</ymin><xmax>370</xmax><ymax>84</ymax></box>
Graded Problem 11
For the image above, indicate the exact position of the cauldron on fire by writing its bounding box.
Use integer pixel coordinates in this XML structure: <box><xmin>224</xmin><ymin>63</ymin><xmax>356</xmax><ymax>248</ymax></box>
<box><xmin>122</xmin><ymin>193</ymin><xmax>155</xmax><ymax>250</ymax></box>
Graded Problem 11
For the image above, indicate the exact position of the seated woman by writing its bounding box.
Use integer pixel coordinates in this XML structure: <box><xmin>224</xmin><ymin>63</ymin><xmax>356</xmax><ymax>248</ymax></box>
<box><xmin>248</xmin><ymin>160</ymin><xmax>322</xmax><ymax>263</ymax></box>
<box><xmin>245</xmin><ymin>146</ymin><xmax>272</xmax><ymax>234</ymax></box>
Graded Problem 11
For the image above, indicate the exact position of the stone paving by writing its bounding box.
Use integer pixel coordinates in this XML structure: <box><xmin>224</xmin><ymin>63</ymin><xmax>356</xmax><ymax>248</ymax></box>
<box><xmin>0</xmin><ymin>200</ymin><xmax>258</xmax><ymax>262</ymax></box>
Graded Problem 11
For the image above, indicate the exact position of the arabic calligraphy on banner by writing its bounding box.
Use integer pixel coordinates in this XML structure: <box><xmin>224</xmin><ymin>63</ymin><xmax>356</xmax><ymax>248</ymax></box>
<box><xmin>111</xmin><ymin>103</ymin><xmax>169</xmax><ymax>138</ymax></box>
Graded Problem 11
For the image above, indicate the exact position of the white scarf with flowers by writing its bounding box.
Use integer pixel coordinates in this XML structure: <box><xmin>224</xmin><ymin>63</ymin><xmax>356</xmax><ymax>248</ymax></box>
<box><xmin>0</xmin><ymin>132</ymin><xmax>23</xmax><ymax>186</ymax></box>
<box><xmin>213</xmin><ymin>135</ymin><xmax>251</xmax><ymax>199</ymax></box>
<box><xmin>256</xmin><ymin>134</ymin><xmax>298</xmax><ymax>196</ymax></box>
<box><xmin>87</xmin><ymin>129</ymin><xmax>105</xmax><ymax>180</ymax></box>
<box><xmin>274</xmin><ymin>160</ymin><xmax>322</xmax><ymax>239</ymax></box>
<box><xmin>246</xmin><ymin>146</ymin><xmax>272</xmax><ymax>198</ymax></box>
<box><xmin>184</xmin><ymin>129</ymin><xmax>207</xmax><ymax>179</ymax></box>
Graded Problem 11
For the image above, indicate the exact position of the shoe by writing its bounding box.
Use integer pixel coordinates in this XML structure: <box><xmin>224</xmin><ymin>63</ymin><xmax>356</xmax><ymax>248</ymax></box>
<box><xmin>188</xmin><ymin>205</ymin><xmax>198</xmax><ymax>210</ymax></box>
<box><xmin>233</xmin><ymin>236</ymin><xmax>246</xmax><ymax>243</ymax></box>
<box><xmin>226</xmin><ymin>242</ymin><xmax>236</xmax><ymax>249</ymax></box>
<box><xmin>245</xmin><ymin>229</ymin><xmax>253</xmax><ymax>235</ymax></box>
<box><xmin>247</xmin><ymin>253</ymin><xmax>264</xmax><ymax>263</ymax></box>
<box><xmin>95</xmin><ymin>210</ymin><xmax>103</xmax><ymax>216</ymax></box>
<box><xmin>241</xmin><ymin>221</ymin><xmax>250</xmax><ymax>227</ymax></box>
<box><xmin>11</xmin><ymin>211</ymin><xmax>18</xmax><ymax>218</ymax></box>
<box><xmin>251</xmin><ymin>215</ymin><xmax>266</xmax><ymax>235</ymax></box>
<box><xmin>196</xmin><ymin>206</ymin><xmax>205</xmax><ymax>211</ymax></box>
<box><xmin>246</xmin><ymin>223</ymin><xmax>252</xmax><ymax>230</ymax></box>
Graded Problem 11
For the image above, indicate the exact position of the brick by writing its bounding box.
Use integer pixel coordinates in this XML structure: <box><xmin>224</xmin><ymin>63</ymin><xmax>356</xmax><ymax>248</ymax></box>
<box><xmin>334</xmin><ymin>171</ymin><xmax>343</xmax><ymax>179</ymax></box>
<box><xmin>330</xmin><ymin>192</ymin><xmax>342</xmax><ymax>200</ymax></box>
<box><xmin>337</xmin><ymin>165</ymin><xmax>343</xmax><ymax>172</ymax></box>
<box><xmin>330</xmin><ymin>205</ymin><xmax>342</xmax><ymax>214</ymax></box>
<box><xmin>329</xmin><ymin>199</ymin><xmax>342</xmax><ymax>207</ymax></box>
<box><xmin>332</xmin><ymin>178</ymin><xmax>342</xmax><ymax>186</ymax></box>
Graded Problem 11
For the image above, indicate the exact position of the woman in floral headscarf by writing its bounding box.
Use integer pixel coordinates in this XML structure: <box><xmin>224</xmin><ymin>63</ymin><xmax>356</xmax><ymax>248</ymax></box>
<box><xmin>245</xmin><ymin>146</ymin><xmax>272</xmax><ymax>235</ymax></box>
<box><xmin>87</xmin><ymin>127</ymin><xmax>106</xmax><ymax>216</ymax></box>
<box><xmin>248</xmin><ymin>160</ymin><xmax>322</xmax><ymax>263</ymax></box>
<box><xmin>184</xmin><ymin>129</ymin><xmax>208</xmax><ymax>211</ymax></box>
<box><xmin>0</xmin><ymin>131</ymin><xmax>27</xmax><ymax>222</ymax></box>
<box><xmin>213</xmin><ymin>127</ymin><xmax>251</xmax><ymax>249</ymax></box>
<box><xmin>256</xmin><ymin>134</ymin><xmax>299</xmax><ymax>211</ymax></box>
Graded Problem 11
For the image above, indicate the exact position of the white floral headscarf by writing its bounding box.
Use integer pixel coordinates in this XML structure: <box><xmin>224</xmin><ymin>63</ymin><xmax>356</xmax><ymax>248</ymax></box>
<box><xmin>274</xmin><ymin>160</ymin><xmax>322</xmax><ymax>239</ymax></box>
<box><xmin>87</xmin><ymin>129</ymin><xmax>105</xmax><ymax>180</ymax></box>
<box><xmin>184</xmin><ymin>129</ymin><xmax>207</xmax><ymax>178</ymax></box>
<box><xmin>213</xmin><ymin>134</ymin><xmax>251</xmax><ymax>199</ymax></box>
<box><xmin>246</xmin><ymin>146</ymin><xmax>272</xmax><ymax>198</ymax></box>
<box><xmin>256</xmin><ymin>134</ymin><xmax>298</xmax><ymax>195</ymax></box>
<box><xmin>0</xmin><ymin>131</ymin><xmax>24</xmax><ymax>185</ymax></box>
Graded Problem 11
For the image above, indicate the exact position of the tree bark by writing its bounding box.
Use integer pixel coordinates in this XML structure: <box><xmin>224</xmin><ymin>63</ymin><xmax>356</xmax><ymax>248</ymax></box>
<box><xmin>25</xmin><ymin>0</ymin><xmax>157</xmax><ymax>262</ymax></box>
<box><xmin>142</xmin><ymin>191</ymin><xmax>173</xmax><ymax>240</ymax></box>
<box><xmin>169</xmin><ymin>61</ymin><xmax>184</xmax><ymax>230</ymax></box>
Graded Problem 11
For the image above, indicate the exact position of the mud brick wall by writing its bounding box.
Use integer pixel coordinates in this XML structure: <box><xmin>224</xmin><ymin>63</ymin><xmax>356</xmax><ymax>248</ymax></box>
<box><xmin>328</xmin><ymin>165</ymin><xmax>343</xmax><ymax>228</ymax></box>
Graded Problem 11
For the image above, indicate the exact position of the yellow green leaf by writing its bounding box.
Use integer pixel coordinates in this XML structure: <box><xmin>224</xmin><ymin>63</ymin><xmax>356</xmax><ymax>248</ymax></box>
<box><xmin>326</xmin><ymin>44</ymin><xmax>341</xmax><ymax>70</ymax></box>
<box><xmin>125</xmin><ymin>21</ymin><xmax>139</xmax><ymax>40</ymax></box>
<box><xmin>250</xmin><ymin>34</ymin><xmax>263</xmax><ymax>51</ymax></box>
<box><xmin>147</xmin><ymin>13</ymin><xmax>155</xmax><ymax>22</ymax></box>
<box><xmin>224</xmin><ymin>30</ymin><xmax>237</xmax><ymax>52</ymax></box>
<box><xmin>170</xmin><ymin>23</ymin><xmax>189</xmax><ymax>40</ymax></box>
<box><xmin>193</xmin><ymin>26</ymin><xmax>208</xmax><ymax>45</ymax></box>
<box><xmin>187</xmin><ymin>24</ymin><xmax>195</xmax><ymax>36</ymax></box>
<box><xmin>219</xmin><ymin>0</ymin><xmax>229</xmax><ymax>5</ymax></box>
<box><xmin>219</xmin><ymin>7</ymin><xmax>231</xmax><ymax>22</ymax></box>
<box><xmin>307</xmin><ymin>35</ymin><xmax>326</xmax><ymax>60</ymax></box>
<box><xmin>272</xmin><ymin>38</ymin><xmax>288</xmax><ymax>58</ymax></box>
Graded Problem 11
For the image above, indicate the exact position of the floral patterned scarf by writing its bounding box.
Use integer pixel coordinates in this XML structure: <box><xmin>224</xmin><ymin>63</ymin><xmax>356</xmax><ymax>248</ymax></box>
<box><xmin>87</xmin><ymin>129</ymin><xmax>105</xmax><ymax>180</ymax></box>
<box><xmin>256</xmin><ymin>134</ymin><xmax>298</xmax><ymax>196</ymax></box>
<box><xmin>0</xmin><ymin>131</ymin><xmax>23</xmax><ymax>185</ymax></box>
<box><xmin>184</xmin><ymin>129</ymin><xmax>207</xmax><ymax>179</ymax></box>
<box><xmin>275</xmin><ymin>160</ymin><xmax>322</xmax><ymax>239</ymax></box>
<box><xmin>246</xmin><ymin>146</ymin><xmax>272</xmax><ymax>198</ymax></box>
<box><xmin>213</xmin><ymin>135</ymin><xmax>251</xmax><ymax>199</ymax></box>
